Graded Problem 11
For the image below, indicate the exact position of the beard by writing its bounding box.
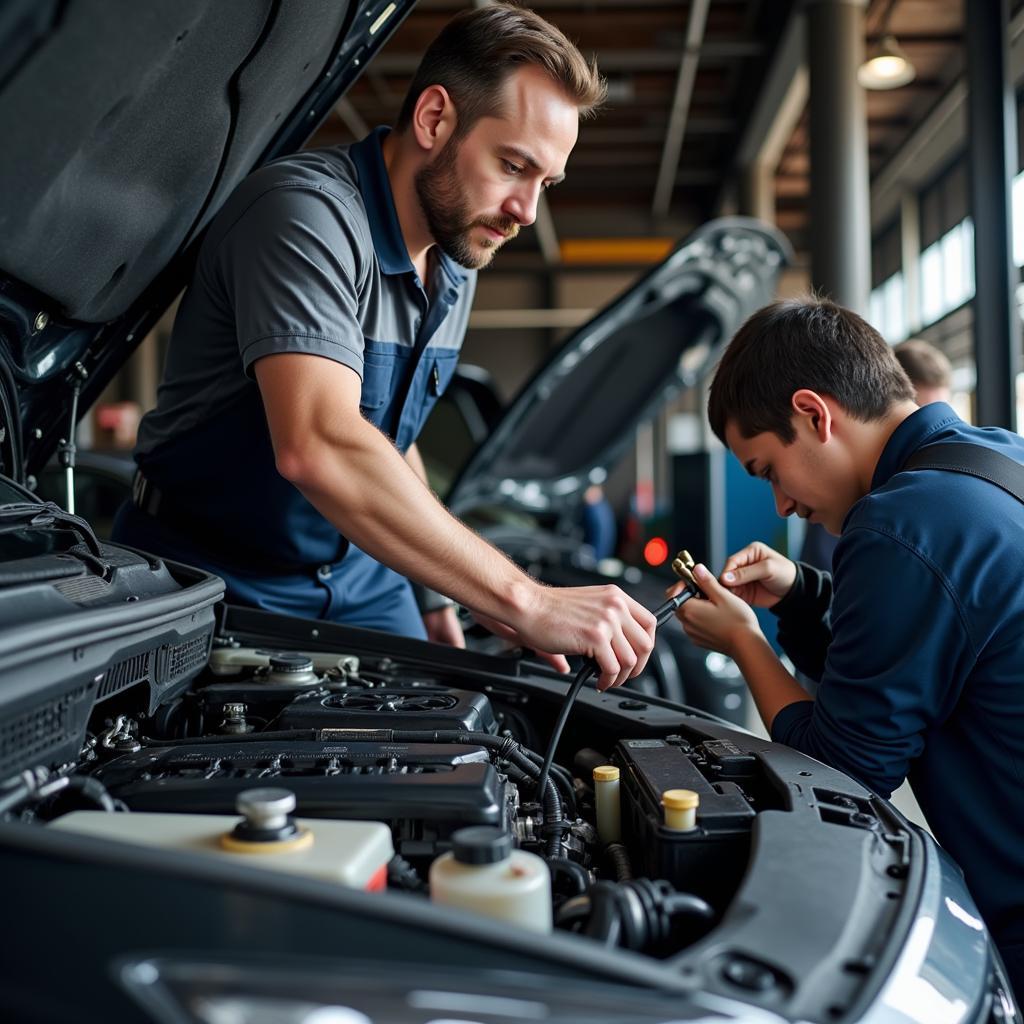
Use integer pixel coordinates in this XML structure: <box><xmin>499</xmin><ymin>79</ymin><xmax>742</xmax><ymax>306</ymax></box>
<box><xmin>414</xmin><ymin>136</ymin><xmax>520</xmax><ymax>269</ymax></box>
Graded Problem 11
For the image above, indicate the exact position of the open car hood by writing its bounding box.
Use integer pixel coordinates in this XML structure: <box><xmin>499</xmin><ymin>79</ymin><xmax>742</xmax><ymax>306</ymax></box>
<box><xmin>0</xmin><ymin>0</ymin><xmax>415</xmax><ymax>483</ymax></box>
<box><xmin>447</xmin><ymin>218</ymin><xmax>792</xmax><ymax>518</ymax></box>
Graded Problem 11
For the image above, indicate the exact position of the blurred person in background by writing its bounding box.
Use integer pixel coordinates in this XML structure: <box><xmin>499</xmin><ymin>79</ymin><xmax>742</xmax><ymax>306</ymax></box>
<box><xmin>894</xmin><ymin>338</ymin><xmax>952</xmax><ymax>406</ymax></box>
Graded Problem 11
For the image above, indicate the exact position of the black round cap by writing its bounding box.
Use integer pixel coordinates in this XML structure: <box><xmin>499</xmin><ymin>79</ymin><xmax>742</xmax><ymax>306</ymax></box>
<box><xmin>268</xmin><ymin>653</ymin><xmax>314</xmax><ymax>674</ymax></box>
<box><xmin>451</xmin><ymin>826</ymin><xmax>512</xmax><ymax>865</ymax></box>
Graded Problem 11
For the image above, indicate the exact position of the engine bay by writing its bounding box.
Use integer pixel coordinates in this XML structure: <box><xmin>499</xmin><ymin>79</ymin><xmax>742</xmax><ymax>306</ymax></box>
<box><xmin>0</xmin><ymin>544</ymin><xmax>937</xmax><ymax>1024</ymax></box>
<box><xmin>3</xmin><ymin>599</ymin><xmax>917</xmax><ymax>986</ymax></box>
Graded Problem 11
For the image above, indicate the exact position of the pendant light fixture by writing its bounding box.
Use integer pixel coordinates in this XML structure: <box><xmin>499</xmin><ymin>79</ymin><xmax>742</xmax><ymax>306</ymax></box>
<box><xmin>858</xmin><ymin>0</ymin><xmax>916</xmax><ymax>90</ymax></box>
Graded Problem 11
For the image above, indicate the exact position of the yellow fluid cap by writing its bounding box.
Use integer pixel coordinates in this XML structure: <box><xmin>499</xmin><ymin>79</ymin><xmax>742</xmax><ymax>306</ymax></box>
<box><xmin>593</xmin><ymin>765</ymin><xmax>620</xmax><ymax>782</ymax></box>
<box><xmin>661</xmin><ymin>788</ymin><xmax>699</xmax><ymax>811</ymax></box>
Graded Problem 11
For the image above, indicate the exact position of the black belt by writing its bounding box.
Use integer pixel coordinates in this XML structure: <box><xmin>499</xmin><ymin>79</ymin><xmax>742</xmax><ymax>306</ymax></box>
<box><xmin>130</xmin><ymin>470</ymin><xmax>338</xmax><ymax>577</ymax></box>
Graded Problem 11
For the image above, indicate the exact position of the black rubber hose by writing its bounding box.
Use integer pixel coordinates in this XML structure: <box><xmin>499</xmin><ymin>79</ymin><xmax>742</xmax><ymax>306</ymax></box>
<box><xmin>535</xmin><ymin>662</ymin><xmax>595</xmax><ymax>810</ymax></box>
<box><xmin>0</xmin><ymin>771</ymin><xmax>118</xmax><ymax>815</ymax></box>
<box><xmin>519</xmin><ymin>750</ymin><xmax>577</xmax><ymax>817</ymax></box>
<box><xmin>69</xmin><ymin>776</ymin><xmax>118</xmax><ymax>812</ymax></box>
<box><xmin>665</xmin><ymin>891</ymin><xmax>716</xmax><ymax>920</ymax></box>
<box><xmin>555</xmin><ymin>894</ymin><xmax>593</xmax><ymax>928</ymax></box>
<box><xmin>565</xmin><ymin>878</ymin><xmax>715</xmax><ymax>952</ymax></box>
<box><xmin>605</xmin><ymin>842</ymin><xmax>634</xmax><ymax>882</ymax></box>
<box><xmin>540</xmin><ymin>776</ymin><xmax>566</xmax><ymax>858</ymax></box>
<box><xmin>582</xmin><ymin>881</ymin><xmax>624</xmax><ymax>947</ymax></box>
<box><xmin>547</xmin><ymin>856</ymin><xmax>591</xmax><ymax>897</ymax></box>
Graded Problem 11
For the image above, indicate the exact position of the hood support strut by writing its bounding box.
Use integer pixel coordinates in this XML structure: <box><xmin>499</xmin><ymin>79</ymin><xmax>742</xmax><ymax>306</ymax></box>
<box><xmin>56</xmin><ymin>361</ymin><xmax>88</xmax><ymax>514</ymax></box>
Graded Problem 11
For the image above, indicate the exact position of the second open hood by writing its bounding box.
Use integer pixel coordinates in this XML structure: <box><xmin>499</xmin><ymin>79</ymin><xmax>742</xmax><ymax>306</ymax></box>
<box><xmin>447</xmin><ymin>218</ymin><xmax>792</xmax><ymax>517</ymax></box>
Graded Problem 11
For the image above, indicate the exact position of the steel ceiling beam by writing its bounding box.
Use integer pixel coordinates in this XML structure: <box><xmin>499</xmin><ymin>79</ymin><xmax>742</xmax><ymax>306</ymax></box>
<box><xmin>652</xmin><ymin>0</ymin><xmax>710</xmax><ymax>221</ymax></box>
<box><xmin>368</xmin><ymin>45</ymin><xmax>754</xmax><ymax>76</ymax></box>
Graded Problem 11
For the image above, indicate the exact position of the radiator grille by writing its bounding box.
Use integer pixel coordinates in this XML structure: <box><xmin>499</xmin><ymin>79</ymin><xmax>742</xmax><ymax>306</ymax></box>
<box><xmin>158</xmin><ymin>634</ymin><xmax>209</xmax><ymax>682</ymax></box>
<box><xmin>98</xmin><ymin>651</ymin><xmax>151</xmax><ymax>700</ymax></box>
<box><xmin>0</xmin><ymin>685</ymin><xmax>90</xmax><ymax>776</ymax></box>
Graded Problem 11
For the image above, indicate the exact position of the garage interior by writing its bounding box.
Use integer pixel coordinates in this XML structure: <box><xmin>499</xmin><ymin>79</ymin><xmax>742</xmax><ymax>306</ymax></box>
<box><xmin>5</xmin><ymin>1</ymin><xmax>1024</xmax><ymax>1013</ymax></box>
<box><xmin>107</xmin><ymin>0</ymin><xmax>1017</xmax><ymax>508</ymax></box>
<box><xmin>90</xmin><ymin>0</ymin><xmax>1021</xmax><ymax>766</ymax></box>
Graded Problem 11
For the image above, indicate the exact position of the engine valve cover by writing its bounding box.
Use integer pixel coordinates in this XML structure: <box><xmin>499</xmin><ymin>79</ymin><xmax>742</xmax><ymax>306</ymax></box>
<box><xmin>276</xmin><ymin>686</ymin><xmax>497</xmax><ymax>734</ymax></box>
<box><xmin>92</xmin><ymin>740</ymin><xmax>513</xmax><ymax>859</ymax></box>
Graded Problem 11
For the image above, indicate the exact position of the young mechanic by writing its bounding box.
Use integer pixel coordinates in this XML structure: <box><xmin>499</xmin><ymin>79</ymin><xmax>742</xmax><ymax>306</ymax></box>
<box><xmin>112</xmin><ymin>3</ymin><xmax>656</xmax><ymax>691</ymax></box>
<box><xmin>672</xmin><ymin>297</ymin><xmax>1024</xmax><ymax>994</ymax></box>
<box><xmin>797</xmin><ymin>337</ymin><xmax>953</xmax><ymax>574</ymax></box>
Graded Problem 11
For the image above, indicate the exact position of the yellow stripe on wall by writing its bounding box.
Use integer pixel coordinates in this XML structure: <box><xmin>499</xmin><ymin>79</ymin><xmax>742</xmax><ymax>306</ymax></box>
<box><xmin>558</xmin><ymin>238</ymin><xmax>675</xmax><ymax>265</ymax></box>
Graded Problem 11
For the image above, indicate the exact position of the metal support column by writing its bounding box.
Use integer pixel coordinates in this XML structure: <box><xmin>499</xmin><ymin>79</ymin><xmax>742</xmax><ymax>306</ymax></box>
<box><xmin>739</xmin><ymin>159</ymin><xmax>775</xmax><ymax>223</ymax></box>
<box><xmin>806</xmin><ymin>0</ymin><xmax>871</xmax><ymax>314</ymax></box>
<box><xmin>967</xmin><ymin>0</ymin><xmax>1020</xmax><ymax>430</ymax></box>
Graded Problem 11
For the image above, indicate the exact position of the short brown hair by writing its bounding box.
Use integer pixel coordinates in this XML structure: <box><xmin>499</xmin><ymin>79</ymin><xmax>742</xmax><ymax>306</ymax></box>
<box><xmin>894</xmin><ymin>339</ymin><xmax>951</xmax><ymax>389</ymax></box>
<box><xmin>708</xmin><ymin>297</ymin><xmax>915</xmax><ymax>445</ymax></box>
<box><xmin>395</xmin><ymin>2</ymin><xmax>606</xmax><ymax>136</ymax></box>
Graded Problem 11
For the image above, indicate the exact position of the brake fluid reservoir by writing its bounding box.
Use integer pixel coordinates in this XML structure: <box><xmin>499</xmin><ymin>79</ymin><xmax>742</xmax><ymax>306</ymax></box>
<box><xmin>593</xmin><ymin>764</ymin><xmax>621</xmax><ymax>843</ymax></box>
<box><xmin>429</xmin><ymin>826</ymin><xmax>552</xmax><ymax>933</ymax></box>
<box><xmin>49</xmin><ymin>787</ymin><xmax>393</xmax><ymax>891</ymax></box>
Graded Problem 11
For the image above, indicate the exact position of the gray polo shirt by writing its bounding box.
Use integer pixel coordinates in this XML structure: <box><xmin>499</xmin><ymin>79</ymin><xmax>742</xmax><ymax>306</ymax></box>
<box><xmin>137</xmin><ymin>126</ymin><xmax>476</xmax><ymax>457</ymax></box>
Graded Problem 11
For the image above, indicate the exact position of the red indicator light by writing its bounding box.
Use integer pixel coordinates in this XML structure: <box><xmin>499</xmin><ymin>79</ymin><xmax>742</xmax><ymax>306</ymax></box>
<box><xmin>643</xmin><ymin>537</ymin><xmax>669</xmax><ymax>566</ymax></box>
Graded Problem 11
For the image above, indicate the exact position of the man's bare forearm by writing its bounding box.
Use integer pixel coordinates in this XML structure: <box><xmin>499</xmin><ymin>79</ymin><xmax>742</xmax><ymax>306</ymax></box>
<box><xmin>730</xmin><ymin>629</ymin><xmax>814</xmax><ymax>731</ymax></box>
<box><xmin>256</xmin><ymin>353</ymin><xmax>657</xmax><ymax>686</ymax></box>
<box><xmin>293</xmin><ymin>419</ymin><xmax>536</xmax><ymax>625</ymax></box>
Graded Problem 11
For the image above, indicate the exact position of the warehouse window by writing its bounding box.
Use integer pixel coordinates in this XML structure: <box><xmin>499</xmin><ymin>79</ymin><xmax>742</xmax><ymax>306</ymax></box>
<box><xmin>869</xmin><ymin>219</ymin><xmax>906</xmax><ymax>343</ymax></box>
<box><xmin>919</xmin><ymin>219</ymin><xmax>974</xmax><ymax>325</ymax></box>
<box><xmin>918</xmin><ymin>157</ymin><xmax>974</xmax><ymax>328</ymax></box>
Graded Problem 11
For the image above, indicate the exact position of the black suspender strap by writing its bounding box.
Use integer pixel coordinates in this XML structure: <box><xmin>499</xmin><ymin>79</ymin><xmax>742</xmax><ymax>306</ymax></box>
<box><xmin>902</xmin><ymin>442</ymin><xmax>1024</xmax><ymax>505</ymax></box>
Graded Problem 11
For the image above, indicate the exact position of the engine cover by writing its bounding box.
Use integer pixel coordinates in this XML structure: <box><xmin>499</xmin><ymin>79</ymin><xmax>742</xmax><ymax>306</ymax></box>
<box><xmin>93</xmin><ymin>739</ymin><xmax>514</xmax><ymax>859</ymax></box>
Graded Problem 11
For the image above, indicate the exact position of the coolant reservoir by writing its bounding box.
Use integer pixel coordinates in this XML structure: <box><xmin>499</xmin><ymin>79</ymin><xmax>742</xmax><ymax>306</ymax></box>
<box><xmin>50</xmin><ymin>787</ymin><xmax>393</xmax><ymax>891</ymax></box>
<box><xmin>429</xmin><ymin>826</ymin><xmax>552</xmax><ymax>933</ymax></box>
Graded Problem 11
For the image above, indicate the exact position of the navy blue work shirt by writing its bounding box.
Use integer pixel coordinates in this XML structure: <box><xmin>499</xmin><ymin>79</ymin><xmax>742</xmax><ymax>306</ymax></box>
<box><xmin>770</xmin><ymin>402</ymin><xmax>1024</xmax><ymax>975</ymax></box>
<box><xmin>114</xmin><ymin>128</ymin><xmax>475</xmax><ymax>632</ymax></box>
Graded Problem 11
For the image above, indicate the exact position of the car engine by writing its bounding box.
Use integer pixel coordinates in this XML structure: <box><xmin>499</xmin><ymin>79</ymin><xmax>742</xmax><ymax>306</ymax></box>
<box><xmin>4</xmin><ymin>551</ymin><xmax>996</xmax><ymax>1024</ymax></box>
<box><xmin>5</xmin><ymin>621</ymin><xmax>843</xmax><ymax>960</ymax></box>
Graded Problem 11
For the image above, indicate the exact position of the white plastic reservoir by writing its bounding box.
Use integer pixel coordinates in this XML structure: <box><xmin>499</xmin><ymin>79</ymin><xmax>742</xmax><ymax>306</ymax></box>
<box><xmin>50</xmin><ymin>788</ymin><xmax>393</xmax><ymax>891</ymax></box>
<box><xmin>429</xmin><ymin>826</ymin><xmax>552</xmax><ymax>933</ymax></box>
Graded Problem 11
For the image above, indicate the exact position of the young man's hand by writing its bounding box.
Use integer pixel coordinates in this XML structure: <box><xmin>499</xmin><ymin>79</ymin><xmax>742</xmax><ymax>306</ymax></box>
<box><xmin>719</xmin><ymin>542</ymin><xmax>797</xmax><ymax>609</ymax></box>
<box><xmin>673</xmin><ymin>564</ymin><xmax>762</xmax><ymax>656</ymax></box>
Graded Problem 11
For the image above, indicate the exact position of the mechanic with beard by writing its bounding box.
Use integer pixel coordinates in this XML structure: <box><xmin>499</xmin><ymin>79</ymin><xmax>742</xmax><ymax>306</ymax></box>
<box><xmin>112</xmin><ymin>3</ymin><xmax>656</xmax><ymax>691</ymax></box>
<box><xmin>668</xmin><ymin>298</ymin><xmax>1024</xmax><ymax>995</ymax></box>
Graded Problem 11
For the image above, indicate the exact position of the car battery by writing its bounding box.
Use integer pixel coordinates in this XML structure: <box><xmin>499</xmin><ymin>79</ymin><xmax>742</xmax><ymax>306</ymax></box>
<box><xmin>616</xmin><ymin>738</ymin><xmax>755</xmax><ymax>911</ymax></box>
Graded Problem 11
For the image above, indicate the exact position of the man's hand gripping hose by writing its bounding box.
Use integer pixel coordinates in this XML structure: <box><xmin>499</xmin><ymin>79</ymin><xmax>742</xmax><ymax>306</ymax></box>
<box><xmin>534</xmin><ymin>551</ymin><xmax>706</xmax><ymax>808</ymax></box>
